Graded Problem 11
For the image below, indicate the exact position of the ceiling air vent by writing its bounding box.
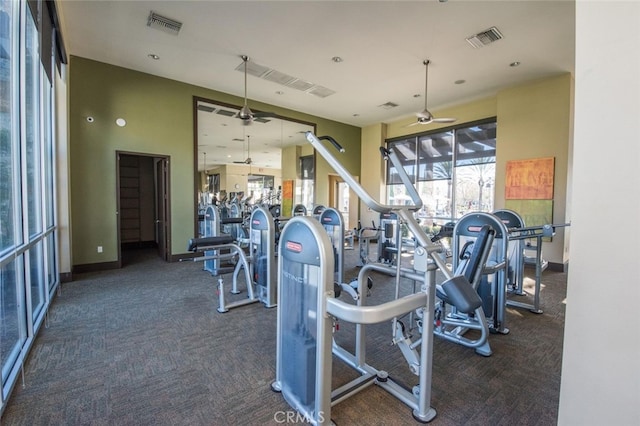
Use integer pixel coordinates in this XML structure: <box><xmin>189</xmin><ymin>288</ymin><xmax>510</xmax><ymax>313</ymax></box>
<box><xmin>216</xmin><ymin>109</ymin><xmax>236</xmax><ymax>117</ymax></box>
<box><xmin>235</xmin><ymin>58</ymin><xmax>336</xmax><ymax>98</ymax></box>
<box><xmin>235</xmin><ymin>60</ymin><xmax>270</xmax><ymax>78</ymax></box>
<box><xmin>147</xmin><ymin>11</ymin><xmax>183</xmax><ymax>35</ymax></box>
<box><xmin>308</xmin><ymin>86</ymin><xmax>336</xmax><ymax>98</ymax></box>
<box><xmin>466</xmin><ymin>26</ymin><xmax>503</xmax><ymax>48</ymax></box>
<box><xmin>262</xmin><ymin>69</ymin><xmax>296</xmax><ymax>86</ymax></box>
<box><xmin>287</xmin><ymin>78</ymin><xmax>315</xmax><ymax>92</ymax></box>
<box><xmin>379</xmin><ymin>102</ymin><xmax>399</xmax><ymax>110</ymax></box>
<box><xmin>197</xmin><ymin>104</ymin><xmax>216</xmax><ymax>113</ymax></box>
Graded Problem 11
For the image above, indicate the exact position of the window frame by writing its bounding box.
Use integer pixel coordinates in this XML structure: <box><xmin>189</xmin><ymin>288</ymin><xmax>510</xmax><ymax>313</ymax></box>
<box><xmin>385</xmin><ymin>117</ymin><xmax>497</xmax><ymax>224</ymax></box>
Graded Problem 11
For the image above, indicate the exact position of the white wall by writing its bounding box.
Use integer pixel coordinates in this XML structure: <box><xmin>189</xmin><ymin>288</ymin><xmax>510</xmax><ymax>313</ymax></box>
<box><xmin>558</xmin><ymin>2</ymin><xmax>640</xmax><ymax>424</ymax></box>
<box><xmin>55</xmin><ymin>64</ymin><xmax>71</xmax><ymax>276</ymax></box>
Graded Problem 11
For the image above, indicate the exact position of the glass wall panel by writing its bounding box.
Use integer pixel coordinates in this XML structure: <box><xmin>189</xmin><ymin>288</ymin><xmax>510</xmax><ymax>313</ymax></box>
<box><xmin>43</xmin><ymin>82</ymin><xmax>54</xmax><ymax>228</ymax></box>
<box><xmin>1</xmin><ymin>257</ymin><xmax>26</xmax><ymax>385</ymax></box>
<box><xmin>454</xmin><ymin>163</ymin><xmax>496</xmax><ymax>217</ymax></box>
<box><xmin>297</xmin><ymin>155</ymin><xmax>315</xmax><ymax>211</ymax></box>
<box><xmin>296</xmin><ymin>180</ymin><xmax>314</xmax><ymax>212</ymax></box>
<box><xmin>455</xmin><ymin>122</ymin><xmax>497</xmax><ymax>166</ymax></box>
<box><xmin>0</xmin><ymin>0</ymin><xmax>16</xmax><ymax>253</ymax></box>
<box><xmin>46</xmin><ymin>233</ymin><xmax>57</xmax><ymax>291</ymax></box>
<box><xmin>25</xmin><ymin>9</ymin><xmax>42</xmax><ymax>237</ymax></box>
<box><xmin>386</xmin><ymin>119</ymin><xmax>496</xmax><ymax>225</ymax></box>
<box><xmin>0</xmin><ymin>0</ymin><xmax>60</xmax><ymax>408</ymax></box>
<box><xmin>417</xmin><ymin>180</ymin><xmax>453</xmax><ymax>221</ymax></box>
<box><xmin>29</xmin><ymin>241</ymin><xmax>45</xmax><ymax>320</ymax></box>
<box><xmin>417</xmin><ymin>131</ymin><xmax>453</xmax><ymax>181</ymax></box>
<box><xmin>387</xmin><ymin>138</ymin><xmax>416</xmax><ymax>185</ymax></box>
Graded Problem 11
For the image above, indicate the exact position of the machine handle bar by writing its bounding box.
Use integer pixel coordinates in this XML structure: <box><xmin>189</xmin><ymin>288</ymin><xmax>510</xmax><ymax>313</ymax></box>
<box><xmin>318</xmin><ymin>135</ymin><xmax>345</xmax><ymax>153</ymax></box>
<box><xmin>327</xmin><ymin>292</ymin><xmax>428</xmax><ymax>325</ymax></box>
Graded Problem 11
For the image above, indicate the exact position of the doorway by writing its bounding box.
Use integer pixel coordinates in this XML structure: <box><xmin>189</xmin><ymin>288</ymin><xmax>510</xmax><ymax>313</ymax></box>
<box><xmin>116</xmin><ymin>152</ymin><xmax>171</xmax><ymax>266</ymax></box>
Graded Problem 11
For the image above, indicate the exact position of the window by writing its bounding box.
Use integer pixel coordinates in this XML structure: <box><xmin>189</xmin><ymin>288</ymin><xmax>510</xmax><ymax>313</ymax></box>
<box><xmin>0</xmin><ymin>0</ymin><xmax>61</xmax><ymax>409</ymax></box>
<box><xmin>25</xmin><ymin>6</ymin><xmax>42</xmax><ymax>237</ymax></box>
<box><xmin>386</xmin><ymin>119</ymin><xmax>496</xmax><ymax>225</ymax></box>
<box><xmin>0</xmin><ymin>0</ymin><xmax>17</xmax><ymax>254</ymax></box>
<box><xmin>247</xmin><ymin>174</ymin><xmax>275</xmax><ymax>202</ymax></box>
<box><xmin>296</xmin><ymin>155</ymin><xmax>315</xmax><ymax>212</ymax></box>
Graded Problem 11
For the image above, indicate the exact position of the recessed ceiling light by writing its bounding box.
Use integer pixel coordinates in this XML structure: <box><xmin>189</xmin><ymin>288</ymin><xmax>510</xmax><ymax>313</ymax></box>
<box><xmin>148</xmin><ymin>54</ymin><xmax>160</xmax><ymax>60</ymax></box>
<box><xmin>510</xmin><ymin>61</ymin><xmax>521</xmax><ymax>67</ymax></box>
<box><xmin>275</xmin><ymin>91</ymin><xmax>284</xmax><ymax>95</ymax></box>
<box><xmin>332</xmin><ymin>56</ymin><xmax>343</xmax><ymax>63</ymax></box>
<box><xmin>454</xmin><ymin>79</ymin><xmax>466</xmax><ymax>85</ymax></box>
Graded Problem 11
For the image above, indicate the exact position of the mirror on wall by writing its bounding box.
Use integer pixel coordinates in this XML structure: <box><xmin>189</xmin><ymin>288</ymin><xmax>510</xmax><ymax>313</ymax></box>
<box><xmin>194</xmin><ymin>98</ymin><xmax>315</xmax><ymax>223</ymax></box>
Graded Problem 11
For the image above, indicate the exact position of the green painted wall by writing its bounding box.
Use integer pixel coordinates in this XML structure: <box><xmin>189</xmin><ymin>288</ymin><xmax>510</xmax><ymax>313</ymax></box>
<box><xmin>69</xmin><ymin>56</ymin><xmax>360</xmax><ymax>266</ymax></box>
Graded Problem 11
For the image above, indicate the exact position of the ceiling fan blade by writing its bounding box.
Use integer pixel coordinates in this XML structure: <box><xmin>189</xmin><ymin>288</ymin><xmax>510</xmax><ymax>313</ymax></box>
<box><xmin>403</xmin><ymin>121</ymin><xmax>422</xmax><ymax>128</ymax></box>
<box><xmin>432</xmin><ymin>117</ymin><xmax>457</xmax><ymax>123</ymax></box>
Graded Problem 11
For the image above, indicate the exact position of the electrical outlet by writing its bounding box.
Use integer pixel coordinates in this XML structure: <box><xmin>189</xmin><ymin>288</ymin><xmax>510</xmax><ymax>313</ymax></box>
<box><xmin>97</xmin><ymin>246</ymin><xmax>103</xmax><ymax>253</ymax></box>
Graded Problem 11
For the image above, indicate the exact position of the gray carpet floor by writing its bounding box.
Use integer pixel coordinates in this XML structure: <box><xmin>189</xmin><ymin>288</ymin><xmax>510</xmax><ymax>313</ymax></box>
<box><xmin>1</xmin><ymin>243</ymin><xmax>566</xmax><ymax>425</ymax></box>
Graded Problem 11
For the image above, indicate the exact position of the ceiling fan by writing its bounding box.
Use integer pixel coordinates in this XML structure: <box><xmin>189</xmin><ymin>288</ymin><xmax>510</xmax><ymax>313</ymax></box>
<box><xmin>236</xmin><ymin>55</ymin><xmax>277</xmax><ymax>125</ymax></box>
<box><xmin>233</xmin><ymin>135</ymin><xmax>253</xmax><ymax>165</ymax></box>
<box><xmin>408</xmin><ymin>59</ymin><xmax>456</xmax><ymax>126</ymax></box>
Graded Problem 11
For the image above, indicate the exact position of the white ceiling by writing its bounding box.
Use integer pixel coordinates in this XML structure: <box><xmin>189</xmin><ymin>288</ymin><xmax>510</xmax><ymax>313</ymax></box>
<box><xmin>56</xmin><ymin>0</ymin><xmax>575</xmax><ymax>169</ymax></box>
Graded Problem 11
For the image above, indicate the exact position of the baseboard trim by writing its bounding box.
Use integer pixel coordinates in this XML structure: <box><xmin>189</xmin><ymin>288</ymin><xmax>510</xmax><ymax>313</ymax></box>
<box><xmin>547</xmin><ymin>261</ymin><xmax>568</xmax><ymax>272</ymax></box>
<box><xmin>121</xmin><ymin>241</ymin><xmax>157</xmax><ymax>250</ymax></box>
<box><xmin>73</xmin><ymin>261</ymin><xmax>120</xmax><ymax>273</ymax></box>
<box><xmin>60</xmin><ymin>272</ymin><xmax>73</xmax><ymax>283</ymax></box>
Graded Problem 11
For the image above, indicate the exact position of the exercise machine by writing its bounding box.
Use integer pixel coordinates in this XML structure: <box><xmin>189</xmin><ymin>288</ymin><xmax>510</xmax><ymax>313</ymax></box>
<box><xmin>200</xmin><ymin>204</ymin><xmax>243</xmax><ymax>276</ymax></box>
<box><xmin>493</xmin><ymin>209</ymin><xmax>569</xmax><ymax>314</ymax></box>
<box><xmin>319</xmin><ymin>207</ymin><xmax>359</xmax><ymax>300</ymax></box>
<box><xmin>272</xmin><ymin>132</ymin><xmax>484</xmax><ymax>424</ymax></box>
<box><xmin>185</xmin><ymin>205</ymin><xmax>277</xmax><ymax>313</ymax></box>
<box><xmin>357</xmin><ymin>221</ymin><xmax>380</xmax><ymax>267</ymax></box>
<box><xmin>312</xmin><ymin>205</ymin><xmax>325</xmax><ymax>220</ymax></box>
<box><xmin>292</xmin><ymin>204</ymin><xmax>308</xmax><ymax>216</ymax></box>
<box><xmin>186</xmin><ymin>234</ymin><xmax>255</xmax><ymax>313</ymax></box>
<box><xmin>378</xmin><ymin>212</ymin><xmax>401</xmax><ymax>265</ymax></box>
<box><xmin>432</xmin><ymin>223</ymin><xmax>495</xmax><ymax>356</ymax></box>
<box><xmin>453</xmin><ymin>212</ymin><xmax>511</xmax><ymax>334</ymax></box>
<box><xmin>249</xmin><ymin>206</ymin><xmax>277</xmax><ymax>308</ymax></box>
